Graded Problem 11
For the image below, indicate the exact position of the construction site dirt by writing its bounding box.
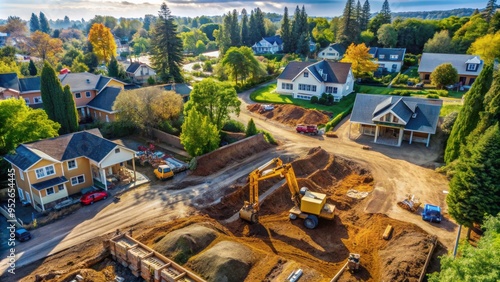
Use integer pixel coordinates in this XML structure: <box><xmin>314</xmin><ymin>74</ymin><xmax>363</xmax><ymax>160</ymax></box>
<box><xmin>3</xmin><ymin>102</ymin><xmax>454</xmax><ymax>282</ymax></box>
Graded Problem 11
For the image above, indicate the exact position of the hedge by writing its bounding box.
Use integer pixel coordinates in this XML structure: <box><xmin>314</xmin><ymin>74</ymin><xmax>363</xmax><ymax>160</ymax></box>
<box><xmin>324</xmin><ymin>104</ymin><xmax>354</xmax><ymax>132</ymax></box>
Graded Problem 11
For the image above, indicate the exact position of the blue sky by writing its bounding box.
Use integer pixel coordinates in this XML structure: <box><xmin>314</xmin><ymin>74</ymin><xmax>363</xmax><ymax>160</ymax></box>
<box><xmin>0</xmin><ymin>0</ymin><xmax>486</xmax><ymax>21</ymax></box>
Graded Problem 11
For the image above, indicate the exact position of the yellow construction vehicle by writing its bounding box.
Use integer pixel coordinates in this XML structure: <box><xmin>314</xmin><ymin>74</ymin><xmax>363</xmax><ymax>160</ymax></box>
<box><xmin>239</xmin><ymin>158</ymin><xmax>335</xmax><ymax>229</ymax></box>
<box><xmin>154</xmin><ymin>164</ymin><xmax>174</xmax><ymax>180</ymax></box>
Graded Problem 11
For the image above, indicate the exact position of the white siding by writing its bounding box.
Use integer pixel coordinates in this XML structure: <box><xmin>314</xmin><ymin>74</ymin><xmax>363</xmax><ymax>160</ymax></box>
<box><xmin>100</xmin><ymin>146</ymin><xmax>134</xmax><ymax>168</ymax></box>
<box><xmin>318</xmin><ymin>46</ymin><xmax>342</xmax><ymax>60</ymax></box>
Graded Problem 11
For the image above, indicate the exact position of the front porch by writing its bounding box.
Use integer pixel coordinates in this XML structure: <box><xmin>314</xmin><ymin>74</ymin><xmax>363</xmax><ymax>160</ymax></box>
<box><xmin>351</xmin><ymin>123</ymin><xmax>433</xmax><ymax>147</ymax></box>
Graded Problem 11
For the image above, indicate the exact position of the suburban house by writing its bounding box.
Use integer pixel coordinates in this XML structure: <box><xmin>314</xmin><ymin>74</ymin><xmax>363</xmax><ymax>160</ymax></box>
<box><xmin>0</xmin><ymin>72</ymin><xmax>127</xmax><ymax>122</ymax></box>
<box><xmin>0</xmin><ymin>32</ymin><xmax>7</xmax><ymax>47</ymax></box>
<box><xmin>369</xmin><ymin>47</ymin><xmax>406</xmax><ymax>73</ymax></box>
<box><xmin>418</xmin><ymin>53</ymin><xmax>484</xmax><ymax>86</ymax></box>
<box><xmin>125</xmin><ymin>62</ymin><xmax>156</xmax><ymax>85</ymax></box>
<box><xmin>163</xmin><ymin>83</ymin><xmax>192</xmax><ymax>102</ymax></box>
<box><xmin>350</xmin><ymin>94</ymin><xmax>443</xmax><ymax>147</ymax></box>
<box><xmin>4</xmin><ymin>129</ymin><xmax>136</xmax><ymax>212</ymax></box>
<box><xmin>252</xmin><ymin>35</ymin><xmax>283</xmax><ymax>54</ymax></box>
<box><xmin>318</xmin><ymin>43</ymin><xmax>346</xmax><ymax>61</ymax></box>
<box><xmin>277</xmin><ymin>60</ymin><xmax>354</xmax><ymax>102</ymax></box>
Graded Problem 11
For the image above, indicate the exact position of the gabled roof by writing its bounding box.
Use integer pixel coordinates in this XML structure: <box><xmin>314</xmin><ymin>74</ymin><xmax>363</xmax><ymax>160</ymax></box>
<box><xmin>126</xmin><ymin>62</ymin><xmax>141</xmax><ymax>73</ymax></box>
<box><xmin>164</xmin><ymin>83</ymin><xmax>192</xmax><ymax>96</ymax></box>
<box><xmin>369</xmin><ymin>47</ymin><xmax>406</xmax><ymax>61</ymax></box>
<box><xmin>278</xmin><ymin>60</ymin><xmax>352</xmax><ymax>84</ymax></box>
<box><xmin>59</xmin><ymin>72</ymin><xmax>101</xmax><ymax>92</ymax></box>
<box><xmin>19</xmin><ymin>77</ymin><xmax>41</xmax><ymax>92</ymax></box>
<box><xmin>350</xmin><ymin>94</ymin><xmax>443</xmax><ymax>134</ymax></box>
<box><xmin>418</xmin><ymin>53</ymin><xmax>484</xmax><ymax>75</ymax></box>
<box><xmin>96</xmin><ymin>76</ymin><xmax>111</xmax><ymax>92</ymax></box>
<box><xmin>0</xmin><ymin>73</ymin><xmax>20</xmax><ymax>92</ymax></box>
<box><xmin>263</xmin><ymin>35</ymin><xmax>283</xmax><ymax>45</ymax></box>
<box><xmin>321</xmin><ymin>43</ymin><xmax>346</xmax><ymax>56</ymax></box>
<box><xmin>87</xmin><ymin>87</ymin><xmax>121</xmax><ymax>112</ymax></box>
<box><xmin>4</xmin><ymin>129</ymin><xmax>123</xmax><ymax>171</ymax></box>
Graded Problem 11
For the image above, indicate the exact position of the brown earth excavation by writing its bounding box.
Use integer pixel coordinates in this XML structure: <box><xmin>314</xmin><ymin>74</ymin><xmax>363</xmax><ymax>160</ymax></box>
<box><xmin>247</xmin><ymin>104</ymin><xmax>331</xmax><ymax>126</ymax></box>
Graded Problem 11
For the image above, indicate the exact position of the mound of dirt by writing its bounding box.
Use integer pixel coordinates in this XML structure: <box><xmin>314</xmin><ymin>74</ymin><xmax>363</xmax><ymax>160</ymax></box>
<box><xmin>247</xmin><ymin>104</ymin><xmax>331</xmax><ymax>126</ymax></box>
<box><xmin>153</xmin><ymin>224</ymin><xmax>218</xmax><ymax>264</ymax></box>
<box><xmin>192</xmin><ymin>133</ymin><xmax>273</xmax><ymax>176</ymax></box>
<box><xmin>190</xmin><ymin>241</ymin><xmax>256</xmax><ymax>282</ymax></box>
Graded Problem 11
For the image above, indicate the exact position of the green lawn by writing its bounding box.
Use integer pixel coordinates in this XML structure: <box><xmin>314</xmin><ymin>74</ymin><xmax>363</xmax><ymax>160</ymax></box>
<box><xmin>405</xmin><ymin>67</ymin><xmax>419</xmax><ymax>78</ymax></box>
<box><xmin>250</xmin><ymin>83</ymin><xmax>356</xmax><ymax>117</ymax></box>
<box><xmin>440</xmin><ymin>103</ymin><xmax>462</xmax><ymax>117</ymax></box>
<box><xmin>357</xmin><ymin>85</ymin><xmax>393</xmax><ymax>95</ymax></box>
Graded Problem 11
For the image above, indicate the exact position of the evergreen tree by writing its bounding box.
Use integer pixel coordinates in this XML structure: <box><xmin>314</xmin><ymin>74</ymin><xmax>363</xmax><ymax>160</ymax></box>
<box><xmin>254</xmin><ymin>8</ymin><xmax>266</xmax><ymax>41</ymax></box>
<box><xmin>40</xmin><ymin>61</ymin><xmax>62</xmax><ymax>123</ymax></box>
<box><xmin>29</xmin><ymin>13</ymin><xmax>40</xmax><ymax>33</ymax></box>
<box><xmin>241</xmin><ymin>9</ymin><xmax>251</xmax><ymax>46</ymax></box>
<box><xmin>337</xmin><ymin>0</ymin><xmax>360</xmax><ymax>46</ymax></box>
<box><xmin>28</xmin><ymin>59</ymin><xmax>37</xmax><ymax>76</ymax></box>
<box><xmin>217</xmin><ymin>12</ymin><xmax>232</xmax><ymax>55</ymax></box>
<box><xmin>360</xmin><ymin>0</ymin><xmax>370</xmax><ymax>31</ymax></box>
<box><xmin>62</xmin><ymin>85</ymin><xmax>79</xmax><ymax>133</ymax></box>
<box><xmin>447</xmin><ymin>123</ymin><xmax>500</xmax><ymax>228</ymax></box>
<box><xmin>445</xmin><ymin>64</ymin><xmax>494</xmax><ymax>163</ymax></box>
<box><xmin>39</xmin><ymin>12</ymin><xmax>50</xmax><ymax>34</ymax></box>
<box><xmin>290</xmin><ymin>6</ymin><xmax>301</xmax><ymax>53</ymax></box>
<box><xmin>281</xmin><ymin>7</ymin><xmax>292</xmax><ymax>53</ymax></box>
<box><xmin>484</xmin><ymin>0</ymin><xmax>497</xmax><ymax>23</ymax></box>
<box><xmin>150</xmin><ymin>3</ymin><xmax>184</xmax><ymax>82</ymax></box>
<box><xmin>246</xmin><ymin>118</ymin><xmax>258</xmax><ymax>137</ymax></box>
<box><xmin>380</xmin><ymin>0</ymin><xmax>392</xmax><ymax>24</ymax></box>
<box><xmin>249</xmin><ymin>10</ymin><xmax>258</xmax><ymax>44</ymax></box>
<box><xmin>356</xmin><ymin>0</ymin><xmax>362</xmax><ymax>25</ymax></box>
<box><xmin>230</xmin><ymin>9</ymin><xmax>241</xmax><ymax>46</ymax></box>
<box><xmin>107</xmin><ymin>56</ymin><xmax>119</xmax><ymax>78</ymax></box>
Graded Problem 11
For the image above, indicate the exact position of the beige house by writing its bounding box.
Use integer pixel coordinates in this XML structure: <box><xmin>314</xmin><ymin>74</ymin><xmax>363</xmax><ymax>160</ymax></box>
<box><xmin>4</xmin><ymin>129</ymin><xmax>136</xmax><ymax>212</ymax></box>
<box><xmin>418</xmin><ymin>53</ymin><xmax>483</xmax><ymax>86</ymax></box>
<box><xmin>126</xmin><ymin>62</ymin><xmax>156</xmax><ymax>84</ymax></box>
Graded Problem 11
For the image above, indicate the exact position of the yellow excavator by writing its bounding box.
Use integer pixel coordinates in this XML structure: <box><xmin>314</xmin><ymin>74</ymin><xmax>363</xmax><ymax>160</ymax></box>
<box><xmin>239</xmin><ymin>157</ymin><xmax>335</xmax><ymax>229</ymax></box>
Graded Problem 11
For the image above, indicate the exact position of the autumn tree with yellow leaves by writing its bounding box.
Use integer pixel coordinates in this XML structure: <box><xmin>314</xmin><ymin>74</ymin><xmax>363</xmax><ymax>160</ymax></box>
<box><xmin>88</xmin><ymin>23</ymin><xmax>117</xmax><ymax>64</ymax></box>
<box><xmin>468</xmin><ymin>32</ymin><xmax>500</xmax><ymax>64</ymax></box>
<box><xmin>340</xmin><ymin>43</ymin><xmax>378</xmax><ymax>78</ymax></box>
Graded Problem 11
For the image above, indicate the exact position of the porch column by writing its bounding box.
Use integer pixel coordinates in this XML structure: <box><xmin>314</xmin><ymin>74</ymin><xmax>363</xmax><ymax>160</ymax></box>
<box><xmin>374</xmin><ymin>125</ymin><xmax>380</xmax><ymax>143</ymax></box>
<box><xmin>398</xmin><ymin>128</ymin><xmax>404</xmax><ymax>147</ymax></box>
<box><xmin>409</xmin><ymin>131</ymin><xmax>414</xmax><ymax>144</ymax></box>
<box><xmin>426</xmin><ymin>133</ymin><xmax>431</xmax><ymax>147</ymax></box>
<box><xmin>132</xmin><ymin>158</ymin><xmax>136</xmax><ymax>182</ymax></box>
<box><xmin>101</xmin><ymin>168</ymin><xmax>108</xmax><ymax>190</ymax></box>
<box><xmin>38</xmin><ymin>190</ymin><xmax>45</xmax><ymax>212</ymax></box>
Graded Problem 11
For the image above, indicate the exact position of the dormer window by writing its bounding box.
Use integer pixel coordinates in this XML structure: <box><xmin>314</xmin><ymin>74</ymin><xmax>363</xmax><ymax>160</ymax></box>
<box><xmin>390</xmin><ymin>55</ymin><xmax>398</xmax><ymax>60</ymax></box>
<box><xmin>467</xmin><ymin>64</ymin><xmax>478</xmax><ymax>71</ymax></box>
<box><xmin>304</xmin><ymin>72</ymin><xmax>309</xmax><ymax>78</ymax></box>
<box><xmin>379</xmin><ymin>55</ymin><xmax>385</xmax><ymax>59</ymax></box>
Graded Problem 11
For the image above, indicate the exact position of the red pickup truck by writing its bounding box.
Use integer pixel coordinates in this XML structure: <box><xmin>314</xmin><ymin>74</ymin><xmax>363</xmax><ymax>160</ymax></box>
<box><xmin>296</xmin><ymin>124</ymin><xmax>319</xmax><ymax>135</ymax></box>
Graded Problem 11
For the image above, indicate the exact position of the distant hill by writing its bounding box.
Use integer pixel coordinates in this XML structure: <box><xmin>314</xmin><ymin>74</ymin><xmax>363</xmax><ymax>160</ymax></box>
<box><xmin>390</xmin><ymin>8</ymin><xmax>476</xmax><ymax>20</ymax></box>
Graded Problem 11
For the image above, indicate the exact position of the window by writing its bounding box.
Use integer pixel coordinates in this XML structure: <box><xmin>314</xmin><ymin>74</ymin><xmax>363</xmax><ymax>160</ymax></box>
<box><xmin>94</xmin><ymin>111</ymin><xmax>97</xmax><ymax>118</ymax></box>
<box><xmin>71</xmin><ymin>175</ymin><xmax>85</xmax><ymax>186</ymax></box>
<box><xmin>34</xmin><ymin>97</ymin><xmax>42</xmax><ymax>104</ymax></box>
<box><xmin>390</xmin><ymin>55</ymin><xmax>398</xmax><ymax>60</ymax></box>
<box><xmin>379</xmin><ymin>54</ymin><xmax>385</xmax><ymax>59</ymax></box>
<box><xmin>24</xmin><ymin>98</ymin><xmax>30</xmax><ymax>104</ymax></box>
<box><xmin>67</xmin><ymin>159</ymin><xmax>77</xmax><ymax>170</ymax></box>
<box><xmin>298</xmin><ymin>84</ymin><xmax>316</xmax><ymax>92</ymax></box>
<box><xmin>18</xmin><ymin>188</ymin><xmax>24</xmax><ymax>200</ymax></box>
<box><xmin>321</xmin><ymin>52</ymin><xmax>325</xmax><ymax>55</ymax></box>
<box><xmin>392</xmin><ymin>116</ymin><xmax>399</xmax><ymax>123</ymax></box>
<box><xmin>75</xmin><ymin>92</ymin><xmax>81</xmax><ymax>98</ymax></box>
<box><xmin>296</xmin><ymin>94</ymin><xmax>312</xmax><ymax>100</ymax></box>
<box><xmin>85</xmin><ymin>91</ymin><xmax>91</xmax><ymax>98</ymax></box>
<box><xmin>281</xmin><ymin>83</ymin><xmax>293</xmax><ymax>90</ymax></box>
<box><xmin>115</xmin><ymin>148</ymin><xmax>120</xmax><ymax>153</ymax></box>
<box><xmin>57</xmin><ymin>184</ymin><xmax>64</xmax><ymax>191</ymax></box>
<box><xmin>467</xmin><ymin>64</ymin><xmax>477</xmax><ymax>71</ymax></box>
<box><xmin>35</xmin><ymin>165</ymin><xmax>55</xmax><ymax>179</ymax></box>
<box><xmin>303</xmin><ymin>72</ymin><xmax>309</xmax><ymax>77</ymax></box>
<box><xmin>424</xmin><ymin>74</ymin><xmax>430</xmax><ymax>80</ymax></box>
<box><xmin>384</xmin><ymin>114</ymin><xmax>391</xmax><ymax>122</ymax></box>
<box><xmin>106</xmin><ymin>115</ymin><xmax>109</xmax><ymax>122</ymax></box>
<box><xmin>46</xmin><ymin>187</ymin><xmax>54</xmax><ymax>195</ymax></box>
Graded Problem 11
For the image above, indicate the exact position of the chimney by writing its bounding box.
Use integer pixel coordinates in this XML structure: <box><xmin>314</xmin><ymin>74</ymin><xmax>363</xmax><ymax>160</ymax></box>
<box><xmin>86</xmin><ymin>79</ymin><xmax>90</xmax><ymax>83</ymax></box>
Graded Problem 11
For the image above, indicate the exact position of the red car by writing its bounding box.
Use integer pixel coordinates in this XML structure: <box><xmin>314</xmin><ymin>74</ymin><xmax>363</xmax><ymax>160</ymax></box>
<box><xmin>80</xmin><ymin>190</ymin><xmax>109</xmax><ymax>205</ymax></box>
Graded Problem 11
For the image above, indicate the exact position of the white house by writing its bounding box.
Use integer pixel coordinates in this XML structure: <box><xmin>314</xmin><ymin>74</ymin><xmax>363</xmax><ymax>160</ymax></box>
<box><xmin>277</xmin><ymin>60</ymin><xmax>354</xmax><ymax>102</ymax></box>
<box><xmin>252</xmin><ymin>35</ymin><xmax>283</xmax><ymax>54</ymax></box>
<box><xmin>126</xmin><ymin>62</ymin><xmax>157</xmax><ymax>84</ymax></box>
<box><xmin>369</xmin><ymin>47</ymin><xmax>406</xmax><ymax>73</ymax></box>
<box><xmin>318</xmin><ymin>43</ymin><xmax>346</xmax><ymax>61</ymax></box>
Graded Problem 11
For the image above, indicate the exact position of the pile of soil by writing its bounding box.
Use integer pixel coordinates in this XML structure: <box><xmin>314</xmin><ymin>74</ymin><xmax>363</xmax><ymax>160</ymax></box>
<box><xmin>153</xmin><ymin>224</ymin><xmax>218</xmax><ymax>264</ymax></box>
<box><xmin>192</xmin><ymin>133</ymin><xmax>273</xmax><ymax>176</ymax></box>
<box><xmin>247</xmin><ymin>104</ymin><xmax>331</xmax><ymax>126</ymax></box>
<box><xmin>190</xmin><ymin>241</ymin><xmax>256</xmax><ymax>282</ymax></box>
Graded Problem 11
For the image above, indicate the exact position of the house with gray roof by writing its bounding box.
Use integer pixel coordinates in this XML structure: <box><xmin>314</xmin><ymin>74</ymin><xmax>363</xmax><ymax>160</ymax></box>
<box><xmin>418</xmin><ymin>53</ymin><xmax>484</xmax><ymax>86</ymax></box>
<box><xmin>252</xmin><ymin>35</ymin><xmax>283</xmax><ymax>54</ymax></box>
<box><xmin>369</xmin><ymin>47</ymin><xmax>406</xmax><ymax>73</ymax></box>
<box><xmin>350</xmin><ymin>94</ymin><xmax>443</xmax><ymax>147</ymax></box>
<box><xmin>125</xmin><ymin>62</ymin><xmax>156</xmax><ymax>85</ymax></box>
<box><xmin>318</xmin><ymin>43</ymin><xmax>346</xmax><ymax>61</ymax></box>
<box><xmin>4</xmin><ymin>129</ymin><xmax>136</xmax><ymax>212</ymax></box>
<box><xmin>277</xmin><ymin>60</ymin><xmax>354</xmax><ymax>102</ymax></box>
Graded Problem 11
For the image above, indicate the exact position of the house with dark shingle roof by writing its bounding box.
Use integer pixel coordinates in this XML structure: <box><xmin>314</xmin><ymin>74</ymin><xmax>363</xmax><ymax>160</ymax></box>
<box><xmin>350</xmin><ymin>94</ymin><xmax>443</xmax><ymax>147</ymax></box>
<box><xmin>125</xmin><ymin>62</ymin><xmax>156</xmax><ymax>85</ymax></box>
<box><xmin>418</xmin><ymin>53</ymin><xmax>484</xmax><ymax>86</ymax></box>
<box><xmin>369</xmin><ymin>47</ymin><xmax>406</xmax><ymax>73</ymax></box>
<box><xmin>318</xmin><ymin>43</ymin><xmax>346</xmax><ymax>61</ymax></box>
<box><xmin>252</xmin><ymin>35</ymin><xmax>283</xmax><ymax>54</ymax></box>
<box><xmin>4</xmin><ymin>129</ymin><xmax>136</xmax><ymax>212</ymax></box>
<box><xmin>277</xmin><ymin>60</ymin><xmax>354</xmax><ymax>101</ymax></box>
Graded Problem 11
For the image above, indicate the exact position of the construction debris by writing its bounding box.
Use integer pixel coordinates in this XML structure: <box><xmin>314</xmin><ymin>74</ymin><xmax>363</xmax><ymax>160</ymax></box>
<box><xmin>397</xmin><ymin>194</ymin><xmax>421</xmax><ymax>212</ymax></box>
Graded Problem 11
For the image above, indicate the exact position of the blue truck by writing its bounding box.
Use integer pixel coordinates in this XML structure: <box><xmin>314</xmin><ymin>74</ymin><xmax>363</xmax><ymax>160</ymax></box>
<box><xmin>422</xmin><ymin>204</ymin><xmax>442</xmax><ymax>223</ymax></box>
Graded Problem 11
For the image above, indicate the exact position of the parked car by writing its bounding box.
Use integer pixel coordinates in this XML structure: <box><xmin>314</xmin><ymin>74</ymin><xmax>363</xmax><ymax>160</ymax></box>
<box><xmin>415</xmin><ymin>82</ymin><xmax>424</xmax><ymax>89</ymax></box>
<box><xmin>421</xmin><ymin>204</ymin><xmax>442</xmax><ymax>223</ymax></box>
<box><xmin>296</xmin><ymin>124</ymin><xmax>319</xmax><ymax>135</ymax></box>
<box><xmin>80</xmin><ymin>190</ymin><xmax>109</xmax><ymax>205</ymax></box>
<box><xmin>15</xmin><ymin>228</ymin><xmax>32</xmax><ymax>242</ymax></box>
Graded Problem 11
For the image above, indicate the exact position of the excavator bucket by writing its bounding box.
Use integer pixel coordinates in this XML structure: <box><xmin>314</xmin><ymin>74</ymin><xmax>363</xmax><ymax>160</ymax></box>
<box><xmin>239</xmin><ymin>205</ymin><xmax>258</xmax><ymax>223</ymax></box>
<box><xmin>397</xmin><ymin>194</ymin><xmax>421</xmax><ymax>212</ymax></box>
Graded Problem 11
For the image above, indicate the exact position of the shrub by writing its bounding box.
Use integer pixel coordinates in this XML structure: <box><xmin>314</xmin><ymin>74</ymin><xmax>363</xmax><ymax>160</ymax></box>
<box><xmin>100</xmin><ymin>120</ymin><xmax>136</xmax><ymax>139</ymax></box>
<box><xmin>427</xmin><ymin>89</ymin><xmax>448</xmax><ymax>97</ymax></box>
<box><xmin>246</xmin><ymin>119</ymin><xmax>258</xmax><ymax>137</ymax></box>
<box><xmin>159</xmin><ymin>120</ymin><xmax>180</xmax><ymax>135</ymax></box>
<box><xmin>324</xmin><ymin>105</ymin><xmax>354</xmax><ymax>132</ymax></box>
<box><xmin>318</xmin><ymin>97</ymin><xmax>327</xmax><ymax>105</ymax></box>
<box><xmin>192</xmin><ymin>63</ymin><xmax>201</xmax><ymax>70</ymax></box>
<box><xmin>259</xmin><ymin>130</ymin><xmax>277</xmax><ymax>145</ymax></box>
<box><xmin>198</xmin><ymin>54</ymin><xmax>207</xmax><ymax>61</ymax></box>
<box><xmin>310</xmin><ymin>96</ymin><xmax>319</xmax><ymax>104</ymax></box>
<box><xmin>426</xmin><ymin>94</ymin><xmax>440</xmax><ymax>99</ymax></box>
<box><xmin>390</xmin><ymin>90</ymin><xmax>413</xmax><ymax>96</ymax></box>
<box><xmin>223</xmin><ymin>119</ymin><xmax>245</xmax><ymax>132</ymax></box>
<box><xmin>147</xmin><ymin>76</ymin><xmax>156</xmax><ymax>85</ymax></box>
<box><xmin>203</xmin><ymin>61</ymin><xmax>213</xmax><ymax>72</ymax></box>
<box><xmin>441</xmin><ymin>111</ymin><xmax>459</xmax><ymax>135</ymax></box>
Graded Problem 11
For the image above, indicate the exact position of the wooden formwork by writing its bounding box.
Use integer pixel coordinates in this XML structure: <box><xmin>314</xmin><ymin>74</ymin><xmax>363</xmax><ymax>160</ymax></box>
<box><xmin>141</xmin><ymin>255</ymin><xmax>167</xmax><ymax>282</ymax></box>
<box><xmin>128</xmin><ymin>245</ymin><xmax>153</xmax><ymax>276</ymax></box>
<box><xmin>110</xmin><ymin>233</ymin><xmax>138</xmax><ymax>267</ymax></box>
